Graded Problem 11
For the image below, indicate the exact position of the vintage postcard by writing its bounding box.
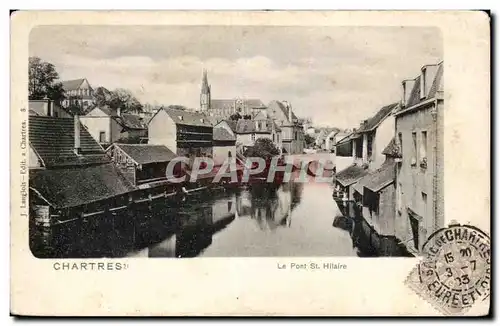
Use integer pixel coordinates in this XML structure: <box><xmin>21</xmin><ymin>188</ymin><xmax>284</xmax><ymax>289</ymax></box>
<box><xmin>10</xmin><ymin>11</ymin><xmax>490</xmax><ymax>316</ymax></box>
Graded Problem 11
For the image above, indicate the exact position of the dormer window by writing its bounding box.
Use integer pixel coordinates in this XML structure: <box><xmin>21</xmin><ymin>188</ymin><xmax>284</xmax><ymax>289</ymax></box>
<box><xmin>178</xmin><ymin>116</ymin><xmax>183</xmax><ymax>120</ymax></box>
<box><xmin>200</xmin><ymin>118</ymin><xmax>204</xmax><ymax>123</ymax></box>
<box><xmin>420</xmin><ymin>67</ymin><xmax>426</xmax><ymax>99</ymax></box>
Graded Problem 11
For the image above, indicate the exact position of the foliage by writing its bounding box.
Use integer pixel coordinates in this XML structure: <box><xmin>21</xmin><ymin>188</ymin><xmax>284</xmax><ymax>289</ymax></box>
<box><xmin>94</xmin><ymin>87</ymin><xmax>143</xmax><ymax>113</ymax></box>
<box><xmin>243</xmin><ymin>114</ymin><xmax>252</xmax><ymax>120</ymax></box>
<box><xmin>108</xmin><ymin>88</ymin><xmax>143</xmax><ymax>113</ymax></box>
<box><xmin>94</xmin><ymin>86</ymin><xmax>113</xmax><ymax>107</ymax></box>
<box><xmin>229</xmin><ymin>112</ymin><xmax>242</xmax><ymax>121</ymax></box>
<box><xmin>244</xmin><ymin>138</ymin><xmax>280</xmax><ymax>160</ymax></box>
<box><xmin>28</xmin><ymin>56</ymin><xmax>65</xmax><ymax>103</ymax></box>
<box><xmin>304</xmin><ymin>134</ymin><xmax>316</xmax><ymax>147</ymax></box>
<box><xmin>166</xmin><ymin>105</ymin><xmax>187</xmax><ymax>111</ymax></box>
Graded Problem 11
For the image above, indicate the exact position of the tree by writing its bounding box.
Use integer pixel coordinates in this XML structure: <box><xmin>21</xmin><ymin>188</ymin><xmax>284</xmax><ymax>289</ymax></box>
<box><xmin>28</xmin><ymin>56</ymin><xmax>65</xmax><ymax>102</ymax></box>
<box><xmin>244</xmin><ymin>138</ymin><xmax>280</xmax><ymax>160</ymax></box>
<box><xmin>243</xmin><ymin>114</ymin><xmax>252</xmax><ymax>120</ymax></box>
<box><xmin>304</xmin><ymin>134</ymin><xmax>316</xmax><ymax>147</ymax></box>
<box><xmin>108</xmin><ymin>88</ymin><xmax>143</xmax><ymax>113</ymax></box>
<box><xmin>94</xmin><ymin>86</ymin><xmax>113</xmax><ymax>107</ymax></box>
<box><xmin>229</xmin><ymin>112</ymin><xmax>242</xmax><ymax>121</ymax></box>
<box><xmin>166</xmin><ymin>105</ymin><xmax>187</xmax><ymax>111</ymax></box>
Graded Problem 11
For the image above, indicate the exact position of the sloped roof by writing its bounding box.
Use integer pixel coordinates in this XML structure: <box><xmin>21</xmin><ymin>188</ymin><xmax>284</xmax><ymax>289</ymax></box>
<box><xmin>61</xmin><ymin>78</ymin><xmax>86</xmax><ymax>92</ymax></box>
<box><xmin>335</xmin><ymin>133</ymin><xmax>353</xmax><ymax>146</ymax></box>
<box><xmin>163</xmin><ymin>108</ymin><xmax>213</xmax><ymax>127</ymax></box>
<box><xmin>210</xmin><ymin>99</ymin><xmax>235</xmax><ymax>110</ymax></box>
<box><xmin>210</xmin><ymin>99</ymin><xmax>266</xmax><ymax>111</ymax></box>
<box><xmin>213</xmin><ymin>125</ymin><xmax>236</xmax><ymax>142</ymax></box>
<box><xmin>235</xmin><ymin>119</ymin><xmax>280</xmax><ymax>134</ymax></box>
<box><xmin>29</xmin><ymin>116</ymin><xmax>108</xmax><ymax>167</ymax></box>
<box><xmin>382</xmin><ymin>137</ymin><xmax>402</xmax><ymax>158</ymax></box>
<box><xmin>406</xmin><ymin>62</ymin><xmax>444</xmax><ymax>108</ymax></box>
<box><xmin>114</xmin><ymin>114</ymin><xmax>146</xmax><ymax>130</ymax></box>
<box><xmin>244</xmin><ymin>99</ymin><xmax>266</xmax><ymax>108</ymax></box>
<box><xmin>29</xmin><ymin>163</ymin><xmax>135</xmax><ymax>209</ymax></box>
<box><xmin>356</xmin><ymin>102</ymin><xmax>398</xmax><ymax>134</ymax></box>
<box><xmin>113</xmin><ymin>144</ymin><xmax>176</xmax><ymax>165</ymax></box>
<box><xmin>354</xmin><ymin>161</ymin><xmax>396</xmax><ymax>193</ymax></box>
<box><xmin>267</xmin><ymin>100</ymin><xmax>298</xmax><ymax>122</ymax></box>
<box><xmin>335</xmin><ymin>164</ymin><xmax>371</xmax><ymax>187</ymax></box>
<box><xmin>224</xmin><ymin>120</ymin><xmax>238</xmax><ymax>132</ymax></box>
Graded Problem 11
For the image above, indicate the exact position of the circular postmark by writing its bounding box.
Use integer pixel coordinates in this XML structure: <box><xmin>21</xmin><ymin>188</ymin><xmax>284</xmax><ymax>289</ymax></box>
<box><xmin>409</xmin><ymin>224</ymin><xmax>490</xmax><ymax>315</ymax></box>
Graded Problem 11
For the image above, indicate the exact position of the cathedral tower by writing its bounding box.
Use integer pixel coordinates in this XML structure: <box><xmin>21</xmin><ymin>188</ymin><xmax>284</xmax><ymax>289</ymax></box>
<box><xmin>200</xmin><ymin>69</ymin><xmax>211</xmax><ymax>111</ymax></box>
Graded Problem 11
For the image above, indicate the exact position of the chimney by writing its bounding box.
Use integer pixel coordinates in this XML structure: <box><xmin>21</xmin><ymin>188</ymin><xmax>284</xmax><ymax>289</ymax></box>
<box><xmin>420</xmin><ymin>64</ymin><xmax>439</xmax><ymax>99</ymax></box>
<box><xmin>74</xmin><ymin>114</ymin><xmax>81</xmax><ymax>155</ymax></box>
<box><xmin>402</xmin><ymin>79</ymin><xmax>416</xmax><ymax>107</ymax></box>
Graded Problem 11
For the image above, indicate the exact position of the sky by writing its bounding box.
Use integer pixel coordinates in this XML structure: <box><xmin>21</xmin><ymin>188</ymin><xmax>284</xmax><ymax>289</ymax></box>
<box><xmin>29</xmin><ymin>25</ymin><xmax>442</xmax><ymax>128</ymax></box>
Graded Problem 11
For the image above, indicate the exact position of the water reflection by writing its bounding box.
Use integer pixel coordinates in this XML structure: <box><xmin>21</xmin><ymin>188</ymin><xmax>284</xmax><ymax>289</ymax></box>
<box><xmin>30</xmin><ymin>180</ymin><xmax>360</xmax><ymax>258</ymax></box>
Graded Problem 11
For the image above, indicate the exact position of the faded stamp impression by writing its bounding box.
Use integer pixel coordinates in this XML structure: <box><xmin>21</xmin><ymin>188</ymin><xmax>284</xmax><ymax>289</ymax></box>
<box><xmin>406</xmin><ymin>224</ymin><xmax>490</xmax><ymax>315</ymax></box>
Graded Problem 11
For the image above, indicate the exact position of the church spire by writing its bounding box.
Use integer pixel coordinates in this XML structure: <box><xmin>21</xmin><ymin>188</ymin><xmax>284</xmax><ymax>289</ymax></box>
<box><xmin>201</xmin><ymin>69</ymin><xmax>210</xmax><ymax>94</ymax></box>
<box><xmin>200</xmin><ymin>69</ymin><xmax>211</xmax><ymax>111</ymax></box>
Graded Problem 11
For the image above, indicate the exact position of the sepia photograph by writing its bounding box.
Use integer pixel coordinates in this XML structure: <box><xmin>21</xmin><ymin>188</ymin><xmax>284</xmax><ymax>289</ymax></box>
<box><xmin>26</xmin><ymin>25</ymin><xmax>444</xmax><ymax>259</ymax></box>
<box><xmin>10</xmin><ymin>10</ymin><xmax>490</xmax><ymax>316</ymax></box>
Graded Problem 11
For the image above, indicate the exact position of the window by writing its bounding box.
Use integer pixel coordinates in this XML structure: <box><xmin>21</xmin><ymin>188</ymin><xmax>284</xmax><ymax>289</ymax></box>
<box><xmin>422</xmin><ymin>192</ymin><xmax>427</xmax><ymax>215</ymax></box>
<box><xmin>410</xmin><ymin>215</ymin><xmax>420</xmax><ymax>250</ymax></box>
<box><xmin>355</xmin><ymin>138</ymin><xmax>363</xmax><ymax>159</ymax></box>
<box><xmin>251</xmin><ymin>134</ymin><xmax>256</xmax><ymax>141</ymax></box>
<box><xmin>411</xmin><ymin>132</ymin><xmax>417</xmax><ymax>166</ymax></box>
<box><xmin>294</xmin><ymin>132</ymin><xmax>298</xmax><ymax>141</ymax></box>
<box><xmin>367</xmin><ymin>133</ymin><xmax>374</xmax><ymax>159</ymax></box>
<box><xmin>273</xmin><ymin>133</ymin><xmax>275</xmax><ymax>142</ymax></box>
<box><xmin>99</xmin><ymin>131</ymin><xmax>106</xmax><ymax>143</ymax></box>
<box><xmin>397</xmin><ymin>183</ymin><xmax>403</xmax><ymax>214</ymax></box>
<box><xmin>398</xmin><ymin>132</ymin><xmax>403</xmax><ymax>157</ymax></box>
<box><xmin>420</xmin><ymin>131</ymin><xmax>428</xmax><ymax>168</ymax></box>
<box><xmin>54</xmin><ymin>111</ymin><xmax>59</xmax><ymax>118</ymax></box>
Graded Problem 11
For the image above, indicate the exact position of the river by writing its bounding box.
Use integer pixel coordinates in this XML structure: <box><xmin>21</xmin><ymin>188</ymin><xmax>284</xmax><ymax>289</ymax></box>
<box><xmin>30</xmin><ymin>157</ymin><xmax>373</xmax><ymax>258</ymax></box>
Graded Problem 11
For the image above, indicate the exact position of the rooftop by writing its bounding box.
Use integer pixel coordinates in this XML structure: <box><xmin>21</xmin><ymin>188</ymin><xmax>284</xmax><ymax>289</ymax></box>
<box><xmin>61</xmin><ymin>78</ymin><xmax>88</xmax><ymax>92</ymax></box>
<box><xmin>355</xmin><ymin>102</ymin><xmax>399</xmax><ymax>134</ymax></box>
<box><xmin>335</xmin><ymin>164</ymin><xmax>371</xmax><ymax>187</ymax></box>
<box><xmin>29</xmin><ymin>116</ymin><xmax>108</xmax><ymax>167</ymax></box>
<box><xmin>267</xmin><ymin>100</ymin><xmax>298</xmax><ymax>122</ymax></box>
<box><xmin>112</xmin><ymin>144</ymin><xmax>177</xmax><ymax>165</ymax></box>
<box><xmin>213</xmin><ymin>124</ymin><xmax>236</xmax><ymax>142</ymax></box>
<box><xmin>353</xmin><ymin>161</ymin><xmax>396</xmax><ymax>193</ymax></box>
<box><xmin>163</xmin><ymin>108</ymin><xmax>213</xmax><ymax>127</ymax></box>
<box><xmin>382</xmin><ymin>137</ymin><xmax>402</xmax><ymax>158</ymax></box>
<box><xmin>29</xmin><ymin>163</ymin><xmax>135</xmax><ymax>209</ymax></box>
<box><xmin>235</xmin><ymin>119</ymin><xmax>281</xmax><ymax>134</ymax></box>
<box><xmin>404</xmin><ymin>62</ymin><xmax>444</xmax><ymax>109</ymax></box>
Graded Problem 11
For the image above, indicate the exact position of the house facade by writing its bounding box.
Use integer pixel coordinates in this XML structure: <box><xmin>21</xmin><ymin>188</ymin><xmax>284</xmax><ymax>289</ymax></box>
<box><xmin>324</xmin><ymin>130</ymin><xmax>340</xmax><ymax>152</ymax></box>
<box><xmin>28</xmin><ymin>115</ymin><xmax>136</xmax><ymax>227</ymax></box>
<box><xmin>267</xmin><ymin>100</ymin><xmax>304</xmax><ymax>154</ymax></box>
<box><xmin>351</xmin><ymin>102</ymin><xmax>399</xmax><ymax>170</ymax></box>
<box><xmin>213</xmin><ymin>120</ymin><xmax>237</xmax><ymax>166</ymax></box>
<box><xmin>80</xmin><ymin>106</ymin><xmax>147</xmax><ymax>146</ymax></box>
<box><xmin>105</xmin><ymin>143</ymin><xmax>177</xmax><ymax>186</ymax></box>
<box><xmin>148</xmin><ymin>108</ymin><xmax>213</xmax><ymax>157</ymax></box>
<box><xmin>29</xmin><ymin>99</ymin><xmax>72</xmax><ymax>118</ymax></box>
<box><xmin>394</xmin><ymin>61</ymin><xmax>444</xmax><ymax>255</ymax></box>
<box><xmin>61</xmin><ymin>78</ymin><xmax>95</xmax><ymax>109</ymax></box>
<box><xmin>234</xmin><ymin>119</ymin><xmax>282</xmax><ymax>152</ymax></box>
<box><xmin>349</xmin><ymin>137</ymin><xmax>405</xmax><ymax>255</ymax></box>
